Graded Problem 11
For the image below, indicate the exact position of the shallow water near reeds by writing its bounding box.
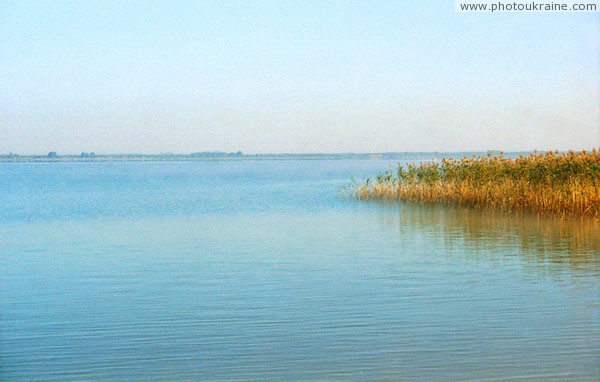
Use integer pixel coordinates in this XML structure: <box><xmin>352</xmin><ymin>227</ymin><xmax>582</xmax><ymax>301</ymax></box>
<box><xmin>1</xmin><ymin>160</ymin><xmax>599</xmax><ymax>381</ymax></box>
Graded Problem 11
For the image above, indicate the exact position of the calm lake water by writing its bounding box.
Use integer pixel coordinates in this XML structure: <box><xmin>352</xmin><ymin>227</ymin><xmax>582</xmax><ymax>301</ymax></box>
<box><xmin>1</xmin><ymin>160</ymin><xmax>599</xmax><ymax>381</ymax></box>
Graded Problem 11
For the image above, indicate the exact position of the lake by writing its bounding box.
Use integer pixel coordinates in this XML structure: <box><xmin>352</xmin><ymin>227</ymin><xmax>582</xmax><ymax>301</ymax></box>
<box><xmin>1</xmin><ymin>160</ymin><xmax>598</xmax><ymax>381</ymax></box>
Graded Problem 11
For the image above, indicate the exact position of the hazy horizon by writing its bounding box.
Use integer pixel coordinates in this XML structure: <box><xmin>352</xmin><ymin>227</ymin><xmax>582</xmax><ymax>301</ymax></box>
<box><xmin>1</xmin><ymin>149</ymin><xmax>581</xmax><ymax>157</ymax></box>
<box><xmin>1</xmin><ymin>1</ymin><xmax>599</xmax><ymax>155</ymax></box>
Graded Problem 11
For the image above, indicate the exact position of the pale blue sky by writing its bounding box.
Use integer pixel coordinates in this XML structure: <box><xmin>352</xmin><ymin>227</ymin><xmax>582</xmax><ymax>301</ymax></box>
<box><xmin>1</xmin><ymin>1</ymin><xmax>598</xmax><ymax>154</ymax></box>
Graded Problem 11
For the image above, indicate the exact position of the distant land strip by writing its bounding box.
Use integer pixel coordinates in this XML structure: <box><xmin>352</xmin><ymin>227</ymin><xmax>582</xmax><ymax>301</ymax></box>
<box><xmin>0</xmin><ymin>151</ymin><xmax>533</xmax><ymax>162</ymax></box>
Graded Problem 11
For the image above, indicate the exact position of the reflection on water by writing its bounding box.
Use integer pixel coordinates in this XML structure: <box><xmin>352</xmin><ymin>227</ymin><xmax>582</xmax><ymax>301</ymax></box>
<box><xmin>376</xmin><ymin>201</ymin><xmax>600</xmax><ymax>277</ymax></box>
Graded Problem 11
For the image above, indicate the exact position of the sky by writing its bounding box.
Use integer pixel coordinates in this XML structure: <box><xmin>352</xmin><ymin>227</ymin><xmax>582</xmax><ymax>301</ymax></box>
<box><xmin>0</xmin><ymin>1</ymin><xmax>598</xmax><ymax>154</ymax></box>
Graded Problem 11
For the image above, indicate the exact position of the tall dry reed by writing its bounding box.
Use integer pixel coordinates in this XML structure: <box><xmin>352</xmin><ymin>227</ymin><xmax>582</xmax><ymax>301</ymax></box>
<box><xmin>356</xmin><ymin>150</ymin><xmax>600</xmax><ymax>218</ymax></box>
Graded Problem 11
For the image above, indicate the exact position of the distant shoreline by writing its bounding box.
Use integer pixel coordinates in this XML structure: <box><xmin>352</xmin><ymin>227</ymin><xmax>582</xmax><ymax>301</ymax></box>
<box><xmin>0</xmin><ymin>151</ymin><xmax>535</xmax><ymax>163</ymax></box>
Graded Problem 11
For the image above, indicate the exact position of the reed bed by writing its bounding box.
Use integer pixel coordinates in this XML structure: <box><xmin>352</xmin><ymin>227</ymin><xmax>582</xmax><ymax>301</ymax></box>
<box><xmin>356</xmin><ymin>150</ymin><xmax>600</xmax><ymax>219</ymax></box>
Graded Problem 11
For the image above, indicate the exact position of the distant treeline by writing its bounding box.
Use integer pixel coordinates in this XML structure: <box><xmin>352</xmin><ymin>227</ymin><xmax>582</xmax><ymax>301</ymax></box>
<box><xmin>0</xmin><ymin>150</ymin><xmax>533</xmax><ymax>162</ymax></box>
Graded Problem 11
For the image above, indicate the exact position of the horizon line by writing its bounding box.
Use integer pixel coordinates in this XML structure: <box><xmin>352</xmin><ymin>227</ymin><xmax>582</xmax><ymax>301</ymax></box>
<box><xmin>3</xmin><ymin>149</ymin><xmax>596</xmax><ymax>157</ymax></box>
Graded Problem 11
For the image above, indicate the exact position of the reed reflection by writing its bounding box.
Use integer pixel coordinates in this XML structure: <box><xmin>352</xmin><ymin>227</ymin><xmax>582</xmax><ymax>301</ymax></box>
<box><xmin>376</xmin><ymin>201</ymin><xmax>600</xmax><ymax>277</ymax></box>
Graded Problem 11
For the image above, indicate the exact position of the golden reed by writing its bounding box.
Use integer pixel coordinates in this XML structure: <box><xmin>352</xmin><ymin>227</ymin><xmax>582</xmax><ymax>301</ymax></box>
<box><xmin>356</xmin><ymin>150</ymin><xmax>600</xmax><ymax>219</ymax></box>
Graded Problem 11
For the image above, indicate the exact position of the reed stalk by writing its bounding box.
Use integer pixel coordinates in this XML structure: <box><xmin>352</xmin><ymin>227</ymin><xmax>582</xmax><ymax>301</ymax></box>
<box><xmin>356</xmin><ymin>150</ymin><xmax>600</xmax><ymax>219</ymax></box>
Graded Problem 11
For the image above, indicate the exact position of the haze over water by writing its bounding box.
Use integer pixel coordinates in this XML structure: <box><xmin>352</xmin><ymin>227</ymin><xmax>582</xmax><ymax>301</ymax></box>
<box><xmin>1</xmin><ymin>160</ymin><xmax>598</xmax><ymax>381</ymax></box>
<box><xmin>1</xmin><ymin>2</ymin><xmax>598</xmax><ymax>154</ymax></box>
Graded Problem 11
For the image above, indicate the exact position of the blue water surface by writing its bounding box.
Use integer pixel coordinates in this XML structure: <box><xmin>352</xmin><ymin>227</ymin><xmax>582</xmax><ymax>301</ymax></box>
<box><xmin>1</xmin><ymin>160</ymin><xmax>598</xmax><ymax>381</ymax></box>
